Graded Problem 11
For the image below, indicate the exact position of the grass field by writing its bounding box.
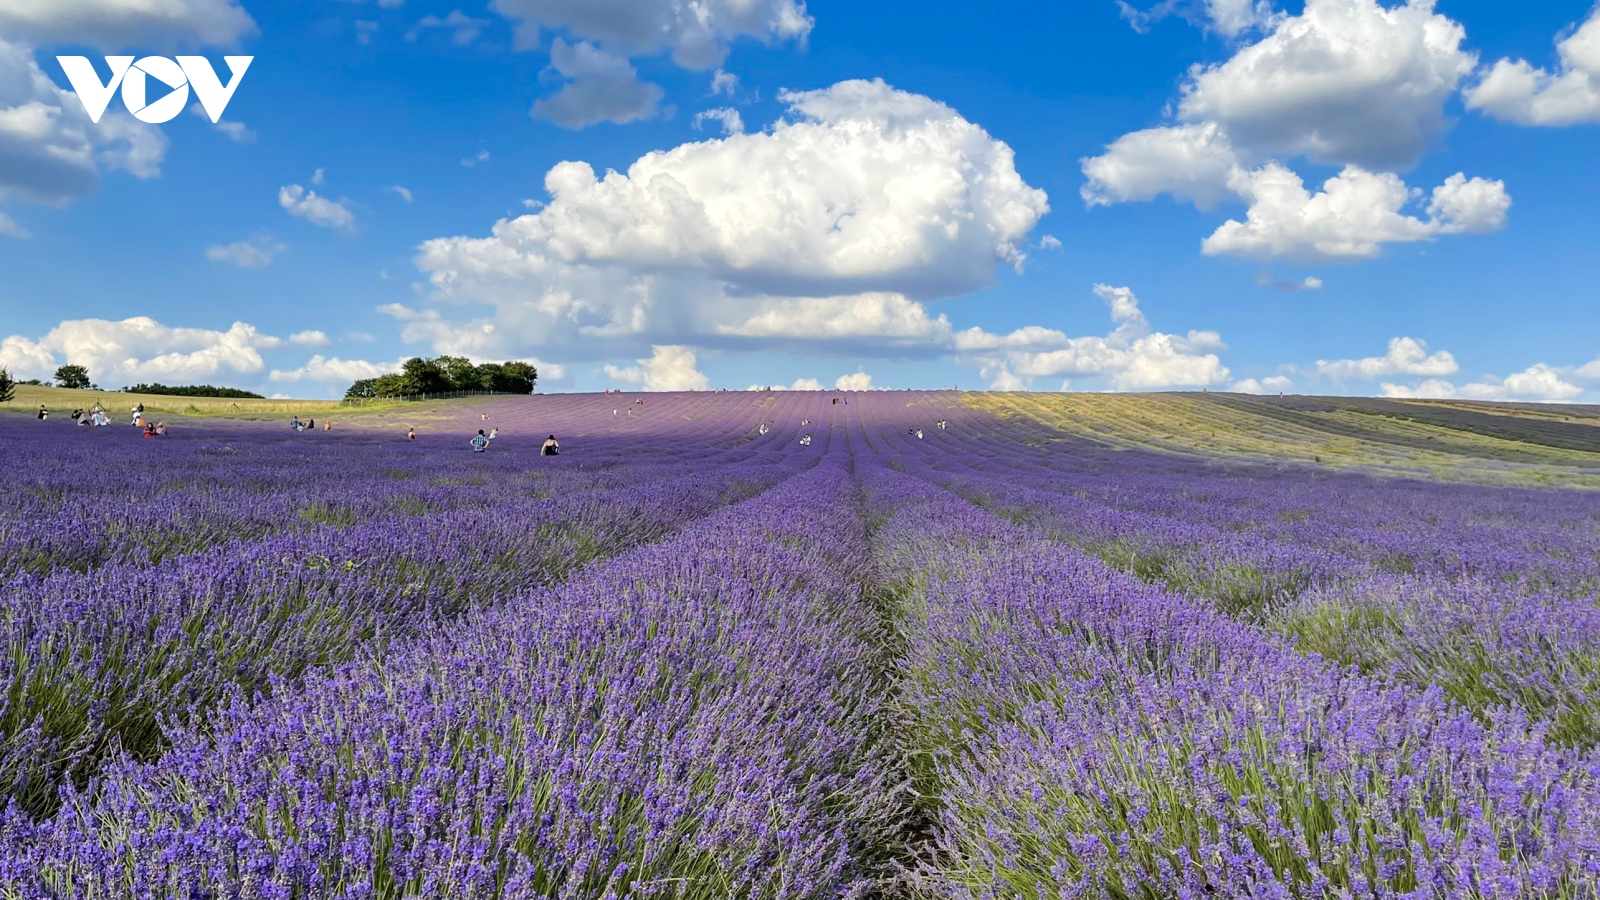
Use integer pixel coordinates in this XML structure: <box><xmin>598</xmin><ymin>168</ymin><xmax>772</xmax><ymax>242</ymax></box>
<box><xmin>2</xmin><ymin>383</ymin><xmax>500</xmax><ymax>426</ymax></box>
<box><xmin>969</xmin><ymin>391</ymin><xmax>1600</xmax><ymax>488</ymax></box>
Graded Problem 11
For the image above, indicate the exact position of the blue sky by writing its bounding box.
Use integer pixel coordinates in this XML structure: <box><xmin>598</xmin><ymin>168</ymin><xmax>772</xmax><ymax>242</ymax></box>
<box><xmin>1</xmin><ymin>0</ymin><xmax>1597</xmax><ymax>399</ymax></box>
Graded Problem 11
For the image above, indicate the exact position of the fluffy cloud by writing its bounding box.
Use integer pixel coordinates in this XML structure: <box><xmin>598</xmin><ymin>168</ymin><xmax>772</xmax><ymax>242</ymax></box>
<box><xmin>1233</xmin><ymin>375</ymin><xmax>1294</xmax><ymax>394</ymax></box>
<box><xmin>604</xmin><ymin>345</ymin><xmax>708</xmax><ymax>391</ymax></box>
<box><xmin>279</xmin><ymin>184</ymin><xmax>355</xmax><ymax>231</ymax></box>
<box><xmin>407</xmin><ymin>79</ymin><xmax>1047</xmax><ymax>361</ymax></box>
<box><xmin>1382</xmin><ymin>365</ymin><xmax>1584</xmax><ymax>402</ymax></box>
<box><xmin>710</xmin><ymin>69</ymin><xmax>739</xmax><ymax>96</ymax></box>
<box><xmin>954</xmin><ymin>284</ymin><xmax>1231</xmax><ymax>391</ymax></box>
<box><xmin>1202</xmin><ymin>164</ymin><xmax>1509</xmax><ymax>260</ymax></box>
<box><xmin>1118</xmin><ymin>0</ymin><xmax>1279</xmax><ymax>39</ymax></box>
<box><xmin>531</xmin><ymin>40</ymin><xmax>664</xmax><ymax>128</ymax></box>
<box><xmin>0</xmin><ymin>38</ymin><xmax>167</xmax><ymax>206</ymax></box>
<box><xmin>270</xmin><ymin>355</ymin><xmax>397</xmax><ymax>383</ymax></box>
<box><xmin>289</xmin><ymin>330</ymin><xmax>331</xmax><ymax>347</ymax></box>
<box><xmin>205</xmin><ymin>233</ymin><xmax>286</xmax><ymax>268</ymax></box>
<box><xmin>0</xmin><ymin>0</ymin><xmax>254</xmax><ymax>49</ymax></box>
<box><xmin>490</xmin><ymin>0</ymin><xmax>812</xmax><ymax>69</ymax></box>
<box><xmin>1</xmin><ymin>317</ymin><xmax>288</xmax><ymax>385</ymax></box>
<box><xmin>1465</xmin><ymin>7</ymin><xmax>1600</xmax><ymax>126</ymax></box>
<box><xmin>692</xmin><ymin>106</ymin><xmax>744</xmax><ymax>135</ymax></box>
<box><xmin>1179</xmin><ymin>0</ymin><xmax>1475</xmax><ymax>170</ymax></box>
<box><xmin>1317</xmin><ymin>336</ymin><xmax>1458</xmax><ymax>380</ymax></box>
<box><xmin>1578</xmin><ymin>357</ymin><xmax>1600</xmax><ymax>380</ymax></box>
<box><xmin>746</xmin><ymin>377</ymin><xmax>826</xmax><ymax>391</ymax></box>
<box><xmin>1081</xmin><ymin>2</ymin><xmax>1506</xmax><ymax>263</ymax></box>
<box><xmin>1081</xmin><ymin>123</ymin><xmax>1241</xmax><ymax>210</ymax></box>
<box><xmin>717</xmin><ymin>293</ymin><xmax>952</xmax><ymax>351</ymax></box>
<box><xmin>1379</xmin><ymin>378</ymin><xmax>1456</xmax><ymax>399</ymax></box>
<box><xmin>835</xmin><ymin>371</ymin><xmax>873</xmax><ymax>391</ymax></box>
<box><xmin>0</xmin><ymin>334</ymin><xmax>56</xmax><ymax>377</ymax></box>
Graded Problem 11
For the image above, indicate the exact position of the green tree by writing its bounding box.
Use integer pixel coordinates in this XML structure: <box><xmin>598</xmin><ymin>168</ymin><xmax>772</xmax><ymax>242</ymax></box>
<box><xmin>54</xmin><ymin>364</ymin><xmax>91</xmax><ymax>390</ymax></box>
<box><xmin>435</xmin><ymin>355</ymin><xmax>480</xmax><ymax>391</ymax></box>
<box><xmin>479</xmin><ymin>361</ymin><xmax>537</xmax><ymax>393</ymax></box>
<box><xmin>0</xmin><ymin>368</ymin><xmax>14</xmax><ymax>404</ymax></box>
<box><xmin>344</xmin><ymin>378</ymin><xmax>378</xmax><ymax>400</ymax></box>
<box><xmin>398</xmin><ymin>357</ymin><xmax>451</xmax><ymax>395</ymax></box>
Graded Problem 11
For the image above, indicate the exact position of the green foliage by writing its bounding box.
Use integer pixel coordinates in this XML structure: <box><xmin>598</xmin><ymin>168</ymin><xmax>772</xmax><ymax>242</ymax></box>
<box><xmin>346</xmin><ymin>357</ymin><xmax>538</xmax><ymax>399</ymax></box>
<box><xmin>53</xmin><ymin>364</ymin><xmax>91</xmax><ymax>390</ymax></box>
<box><xmin>0</xmin><ymin>368</ymin><xmax>14</xmax><ymax>403</ymax></box>
<box><xmin>123</xmin><ymin>383</ymin><xmax>266</xmax><ymax>399</ymax></box>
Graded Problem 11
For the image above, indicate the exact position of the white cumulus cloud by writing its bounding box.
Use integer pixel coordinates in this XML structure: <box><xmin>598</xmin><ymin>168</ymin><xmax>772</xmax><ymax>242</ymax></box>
<box><xmin>1081</xmin><ymin>123</ymin><xmax>1242</xmax><ymax>210</ymax></box>
<box><xmin>954</xmin><ymin>284</ymin><xmax>1231</xmax><ymax>391</ymax></box>
<box><xmin>835</xmin><ymin>371</ymin><xmax>873</xmax><ymax>391</ymax></box>
<box><xmin>1233</xmin><ymin>375</ymin><xmax>1295</xmax><ymax>394</ymax></box>
<box><xmin>270</xmin><ymin>355</ymin><xmax>398</xmax><ymax>383</ymax></box>
<box><xmin>1118</xmin><ymin>0</ymin><xmax>1279</xmax><ymax>38</ymax></box>
<box><xmin>691</xmin><ymin>106</ymin><xmax>744</xmax><ymax>135</ymax></box>
<box><xmin>279</xmin><ymin>184</ymin><xmax>355</xmax><ymax>231</ymax></box>
<box><xmin>1317</xmin><ymin>336</ymin><xmax>1459</xmax><ymax>380</ymax></box>
<box><xmin>491</xmin><ymin>0</ymin><xmax>812</xmax><ymax>68</ymax></box>
<box><xmin>1465</xmin><ymin>7</ymin><xmax>1600</xmax><ymax>126</ymax></box>
<box><xmin>604</xmin><ymin>344</ymin><xmax>709</xmax><ymax>391</ymax></box>
<box><xmin>1383</xmin><ymin>365</ymin><xmax>1584</xmax><ymax>403</ymax></box>
<box><xmin>1202</xmin><ymin>164</ymin><xmax>1509</xmax><ymax>260</ymax></box>
<box><xmin>0</xmin><ymin>0</ymin><xmax>255</xmax><ymax>49</ymax></box>
<box><xmin>1080</xmin><ymin>1</ymin><xmax>1507</xmax><ymax>264</ymax></box>
<box><xmin>531</xmin><ymin>40</ymin><xmax>664</xmax><ymax>128</ymax></box>
<box><xmin>0</xmin><ymin>38</ymin><xmax>167</xmax><ymax>207</ymax></box>
<box><xmin>406</xmin><ymin>79</ymin><xmax>1048</xmax><ymax>362</ymax></box>
<box><xmin>1</xmin><ymin>316</ymin><xmax>293</xmax><ymax>386</ymax></box>
<box><xmin>1178</xmin><ymin>0</ymin><xmax>1476</xmax><ymax>170</ymax></box>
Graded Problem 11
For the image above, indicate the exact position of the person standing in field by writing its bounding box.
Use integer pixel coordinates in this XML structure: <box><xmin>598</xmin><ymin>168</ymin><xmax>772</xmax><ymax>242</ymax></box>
<box><xmin>541</xmin><ymin>434</ymin><xmax>560</xmax><ymax>456</ymax></box>
<box><xmin>471</xmin><ymin>430</ymin><xmax>490</xmax><ymax>452</ymax></box>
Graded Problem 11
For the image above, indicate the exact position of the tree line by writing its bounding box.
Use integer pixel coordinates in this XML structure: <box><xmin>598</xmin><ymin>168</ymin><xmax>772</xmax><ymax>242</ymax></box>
<box><xmin>345</xmin><ymin>357</ymin><xmax>537</xmax><ymax>400</ymax></box>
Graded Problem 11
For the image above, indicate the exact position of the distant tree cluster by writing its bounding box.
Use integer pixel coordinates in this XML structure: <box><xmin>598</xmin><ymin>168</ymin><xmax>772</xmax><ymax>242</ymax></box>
<box><xmin>124</xmin><ymin>383</ymin><xmax>267</xmax><ymax>399</ymax></box>
<box><xmin>0</xmin><ymin>368</ymin><xmax>14</xmax><ymax>403</ymax></box>
<box><xmin>345</xmin><ymin>357</ymin><xmax>537</xmax><ymax>400</ymax></box>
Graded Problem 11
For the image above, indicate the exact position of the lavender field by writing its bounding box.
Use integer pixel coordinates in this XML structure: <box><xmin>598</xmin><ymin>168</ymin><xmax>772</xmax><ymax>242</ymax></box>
<box><xmin>2</xmin><ymin>391</ymin><xmax>1599</xmax><ymax>899</ymax></box>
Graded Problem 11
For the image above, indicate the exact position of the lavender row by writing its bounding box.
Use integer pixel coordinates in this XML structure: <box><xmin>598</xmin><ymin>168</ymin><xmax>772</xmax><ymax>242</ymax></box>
<box><xmin>914</xmin><ymin>463</ymin><xmax>1600</xmax><ymax>746</ymax></box>
<box><xmin>1</xmin><ymin>459</ymin><xmax>901</xmax><ymax>899</ymax></box>
<box><xmin>0</xmin><ymin>430</ymin><xmax>681</xmax><ymax>577</ymax></box>
<box><xmin>0</xmin><ymin>455</ymin><xmax>801</xmax><ymax>820</ymax></box>
<box><xmin>862</xmin><ymin>463</ymin><xmax>1600</xmax><ymax>898</ymax></box>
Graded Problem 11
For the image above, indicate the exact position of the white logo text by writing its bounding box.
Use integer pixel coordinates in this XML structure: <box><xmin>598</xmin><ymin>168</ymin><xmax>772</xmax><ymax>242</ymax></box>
<box><xmin>57</xmin><ymin>56</ymin><xmax>253</xmax><ymax>124</ymax></box>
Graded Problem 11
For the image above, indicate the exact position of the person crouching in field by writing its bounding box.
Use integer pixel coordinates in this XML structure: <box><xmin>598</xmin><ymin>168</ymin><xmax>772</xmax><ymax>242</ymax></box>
<box><xmin>541</xmin><ymin>435</ymin><xmax>560</xmax><ymax>456</ymax></box>
<box><xmin>471</xmin><ymin>430</ymin><xmax>490</xmax><ymax>452</ymax></box>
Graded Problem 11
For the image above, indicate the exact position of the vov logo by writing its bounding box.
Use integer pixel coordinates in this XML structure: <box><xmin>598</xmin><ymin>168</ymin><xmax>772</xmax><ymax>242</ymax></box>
<box><xmin>58</xmin><ymin>56</ymin><xmax>253</xmax><ymax>125</ymax></box>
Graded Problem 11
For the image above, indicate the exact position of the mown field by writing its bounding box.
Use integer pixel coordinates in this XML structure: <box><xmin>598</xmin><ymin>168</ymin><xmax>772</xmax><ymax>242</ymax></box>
<box><xmin>5</xmin><ymin>383</ymin><xmax>494</xmax><ymax>423</ymax></box>
<box><xmin>2</xmin><ymin>390</ymin><xmax>1599</xmax><ymax>899</ymax></box>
